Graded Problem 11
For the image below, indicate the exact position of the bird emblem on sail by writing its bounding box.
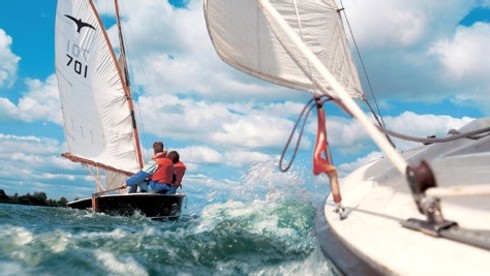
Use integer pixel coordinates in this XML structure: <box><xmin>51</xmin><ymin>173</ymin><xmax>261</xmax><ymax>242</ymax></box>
<box><xmin>64</xmin><ymin>14</ymin><xmax>96</xmax><ymax>33</ymax></box>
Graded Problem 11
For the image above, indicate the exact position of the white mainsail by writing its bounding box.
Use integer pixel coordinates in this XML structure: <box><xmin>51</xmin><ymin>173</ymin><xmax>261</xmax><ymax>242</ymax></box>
<box><xmin>204</xmin><ymin>0</ymin><xmax>363</xmax><ymax>98</ymax></box>
<box><xmin>55</xmin><ymin>0</ymin><xmax>143</xmax><ymax>188</ymax></box>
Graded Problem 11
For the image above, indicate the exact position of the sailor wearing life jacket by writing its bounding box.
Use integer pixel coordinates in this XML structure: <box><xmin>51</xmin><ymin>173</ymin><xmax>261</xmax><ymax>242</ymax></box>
<box><xmin>124</xmin><ymin>141</ymin><xmax>176</xmax><ymax>194</ymax></box>
<box><xmin>168</xmin><ymin>151</ymin><xmax>186</xmax><ymax>193</ymax></box>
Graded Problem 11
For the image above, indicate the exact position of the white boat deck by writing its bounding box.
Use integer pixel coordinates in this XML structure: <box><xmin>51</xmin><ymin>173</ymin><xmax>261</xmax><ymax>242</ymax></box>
<box><xmin>323</xmin><ymin>119</ymin><xmax>490</xmax><ymax>275</ymax></box>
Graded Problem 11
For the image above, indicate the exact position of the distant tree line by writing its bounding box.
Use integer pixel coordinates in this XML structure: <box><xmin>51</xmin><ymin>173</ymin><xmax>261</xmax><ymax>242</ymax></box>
<box><xmin>0</xmin><ymin>189</ymin><xmax>67</xmax><ymax>207</ymax></box>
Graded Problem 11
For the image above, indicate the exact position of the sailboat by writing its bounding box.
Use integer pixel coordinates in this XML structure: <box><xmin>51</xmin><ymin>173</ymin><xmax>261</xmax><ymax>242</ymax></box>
<box><xmin>203</xmin><ymin>0</ymin><xmax>490</xmax><ymax>274</ymax></box>
<box><xmin>55</xmin><ymin>0</ymin><xmax>185</xmax><ymax>219</ymax></box>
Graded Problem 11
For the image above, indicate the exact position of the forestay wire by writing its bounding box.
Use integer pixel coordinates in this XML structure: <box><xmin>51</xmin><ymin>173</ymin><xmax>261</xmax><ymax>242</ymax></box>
<box><xmin>338</xmin><ymin>0</ymin><xmax>385</xmax><ymax>129</ymax></box>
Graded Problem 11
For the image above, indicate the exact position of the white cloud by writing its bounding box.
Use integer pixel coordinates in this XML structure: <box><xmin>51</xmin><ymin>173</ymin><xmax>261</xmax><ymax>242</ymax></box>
<box><xmin>222</xmin><ymin>150</ymin><xmax>272</xmax><ymax>167</ymax></box>
<box><xmin>0</xmin><ymin>133</ymin><xmax>61</xmax><ymax>155</ymax></box>
<box><xmin>102</xmin><ymin>0</ymin><xmax>306</xmax><ymax>102</ymax></box>
<box><xmin>0</xmin><ymin>98</ymin><xmax>17</xmax><ymax>119</ymax></box>
<box><xmin>0</xmin><ymin>134</ymin><xmax>80</xmax><ymax>183</ymax></box>
<box><xmin>173</xmin><ymin>145</ymin><xmax>272</xmax><ymax>167</ymax></box>
<box><xmin>38</xmin><ymin>172</ymin><xmax>75</xmax><ymax>180</ymax></box>
<box><xmin>135</xmin><ymin>95</ymin><xmax>236</xmax><ymax>141</ymax></box>
<box><xmin>0</xmin><ymin>29</ymin><xmax>20</xmax><ymax>88</ymax></box>
<box><xmin>17</xmin><ymin>75</ymin><xmax>61</xmax><ymax>123</ymax></box>
<box><xmin>212</xmin><ymin>115</ymin><xmax>293</xmax><ymax>148</ymax></box>
<box><xmin>0</xmin><ymin>74</ymin><xmax>61</xmax><ymax>123</ymax></box>
<box><xmin>342</xmin><ymin>1</ymin><xmax>478</xmax><ymax>48</ymax></box>
<box><xmin>429</xmin><ymin>23</ymin><xmax>490</xmax><ymax>109</ymax></box>
<box><xmin>337</xmin><ymin>0</ymin><xmax>490</xmax><ymax>111</ymax></box>
<box><xmin>342</xmin><ymin>0</ymin><xmax>428</xmax><ymax>48</ymax></box>
<box><xmin>178</xmin><ymin>146</ymin><xmax>223</xmax><ymax>164</ymax></box>
<box><xmin>327</xmin><ymin>116</ymin><xmax>367</xmax><ymax>147</ymax></box>
<box><xmin>135</xmin><ymin>94</ymin><xmax>310</xmax><ymax>149</ymax></box>
<box><xmin>430</xmin><ymin>23</ymin><xmax>490</xmax><ymax>80</ymax></box>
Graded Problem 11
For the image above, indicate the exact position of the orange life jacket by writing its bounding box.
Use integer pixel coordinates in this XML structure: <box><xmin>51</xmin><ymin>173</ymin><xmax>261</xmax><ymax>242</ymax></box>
<box><xmin>151</xmin><ymin>156</ymin><xmax>174</xmax><ymax>184</ymax></box>
<box><xmin>173</xmin><ymin>161</ymin><xmax>186</xmax><ymax>186</ymax></box>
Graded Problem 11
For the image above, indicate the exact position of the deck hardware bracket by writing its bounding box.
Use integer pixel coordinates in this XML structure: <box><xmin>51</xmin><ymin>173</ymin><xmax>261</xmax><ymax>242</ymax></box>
<box><xmin>403</xmin><ymin>161</ymin><xmax>458</xmax><ymax>236</ymax></box>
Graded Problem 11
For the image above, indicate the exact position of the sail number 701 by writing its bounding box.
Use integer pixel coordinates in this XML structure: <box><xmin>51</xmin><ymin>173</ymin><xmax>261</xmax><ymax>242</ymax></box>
<box><xmin>66</xmin><ymin>54</ymin><xmax>88</xmax><ymax>78</ymax></box>
<box><xmin>66</xmin><ymin>40</ymin><xmax>89</xmax><ymax>78</ymax></box>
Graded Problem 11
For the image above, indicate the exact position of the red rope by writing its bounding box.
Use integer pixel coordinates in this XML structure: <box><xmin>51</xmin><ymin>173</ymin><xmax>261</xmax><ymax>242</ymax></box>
<box><xmin>312</xmin><ymin>98</ymin><xmax>341</xmax><ymax>203</ymax></box>
<box><xmin>313</xmin><ymin>98</ymin><xmax>337</xmax><ymax>176</ymax></box>
<box><xmin>278</xmin><ymin>96</ymin><xmax>342</xmax><ymax>203</ymax></box>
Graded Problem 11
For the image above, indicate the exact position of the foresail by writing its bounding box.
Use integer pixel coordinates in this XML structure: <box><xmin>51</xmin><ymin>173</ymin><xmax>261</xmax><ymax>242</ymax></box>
<box><xmin>204</xmin><ymin>0</ymin><xmax>363</xmax><ymax>98</ymax></box>
<box><xmin>105</xmin><ymin>171</ymin><xmax>129</xmax><ymax>193</ymax></box>
<box><xmin>55</xmin><ymin>0</ymin><xmax>140</xmax><ymax>175</ymax></box>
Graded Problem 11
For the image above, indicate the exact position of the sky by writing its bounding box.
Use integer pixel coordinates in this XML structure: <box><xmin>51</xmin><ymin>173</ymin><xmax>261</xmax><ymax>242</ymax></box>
<box><xmin>0</xmin><ymin>0</ymin><xmax>489</xmax><ymax>201</ymax></box>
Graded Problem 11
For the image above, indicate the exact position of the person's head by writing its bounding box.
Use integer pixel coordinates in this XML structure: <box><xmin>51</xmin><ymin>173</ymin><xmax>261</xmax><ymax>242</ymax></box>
<box><xmin>153</xmin><ymin>141</ymin><xmax>164</xmax><ymax>154</ymax></box>
<box><xmin>167</xmin><ymin>151</ymin><xmax>180</xmax><ymax>163</ymax></box>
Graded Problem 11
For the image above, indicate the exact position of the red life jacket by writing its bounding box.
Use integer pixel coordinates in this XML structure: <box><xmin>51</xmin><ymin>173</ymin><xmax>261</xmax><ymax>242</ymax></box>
<box><xmin>151</xmin><ymin>156</ymin><xmax>174</xmax><ymax>184</ymax></box>
<box><xmin>173</xmin><ymin>161</ymin><xmax>186</xmax><ymax>186</ymax></box>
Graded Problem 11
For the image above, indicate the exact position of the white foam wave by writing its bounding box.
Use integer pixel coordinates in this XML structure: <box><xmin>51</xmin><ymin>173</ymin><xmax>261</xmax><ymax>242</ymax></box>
<box><xmin>95</xmin><ymin>249</ymin><xmax>148</xmax><ymax>275</ymax></box>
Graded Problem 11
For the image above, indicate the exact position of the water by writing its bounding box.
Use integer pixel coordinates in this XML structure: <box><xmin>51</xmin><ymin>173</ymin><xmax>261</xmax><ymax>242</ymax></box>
<box><xmin>0</xmin><ymin>194</ymin><xmax>338</xmax><ymax>275</ymax></box>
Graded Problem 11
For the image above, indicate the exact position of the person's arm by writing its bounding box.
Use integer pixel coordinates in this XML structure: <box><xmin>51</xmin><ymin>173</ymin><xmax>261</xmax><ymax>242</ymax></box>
<box><xmin>125</xmin><ymin>160</ymin><xmax>158</xmax><ymax>187</ymax></box>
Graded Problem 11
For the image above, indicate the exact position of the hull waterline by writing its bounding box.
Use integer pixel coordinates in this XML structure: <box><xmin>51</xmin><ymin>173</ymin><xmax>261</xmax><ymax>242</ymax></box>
<box><xmin>68</xmin><ymin>193</ymin><xmax>186</xmax><ymax>219</ymax></box>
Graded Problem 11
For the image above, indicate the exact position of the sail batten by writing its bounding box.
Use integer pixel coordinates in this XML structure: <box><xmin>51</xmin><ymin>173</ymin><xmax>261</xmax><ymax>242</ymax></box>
<box><xmin>204</xmin><ymin>0</ymin><xmax>363</xmax><ymax>98</ymax></box>
<box><xmin>55</xmin><ymin>0</ymin><xmax>141</xmax><ymax>179</ymax></box>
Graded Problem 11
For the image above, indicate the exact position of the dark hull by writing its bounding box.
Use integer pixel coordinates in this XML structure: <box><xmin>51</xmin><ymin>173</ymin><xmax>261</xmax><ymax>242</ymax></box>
<box><xmin>67</xmin><ymin>193</ymin><xmax>185</xmax><ymax>219</ymax></box>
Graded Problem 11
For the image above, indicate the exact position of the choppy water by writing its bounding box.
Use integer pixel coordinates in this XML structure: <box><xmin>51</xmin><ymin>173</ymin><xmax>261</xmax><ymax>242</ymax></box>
<box><xmin>0</xmin><ymin>194</ymin><xmax>338</xmax><ymax>275</ymax></box>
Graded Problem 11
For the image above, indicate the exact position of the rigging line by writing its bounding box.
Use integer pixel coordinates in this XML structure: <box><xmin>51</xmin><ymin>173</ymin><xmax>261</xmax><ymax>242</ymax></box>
<box><xmin>338</xmin><ymin>0</ymin><xmax>385</xmax><ymax>128</ymax></box>
<box><xmin>337</xmin><ymin>0</ymin><xmax>396</xmax><ymax>149</ymax></box>
<box><xmin>83</xmin><ymin>164</ymin><xmax>104</xmax><ymax>191</ymax></box>
<box><xmin>364</xmin><ymin>98</ymin><xmax>397</xmax><ymax>148</ymax></box>
<box><xmin>116</xmin><ymin>2</ymin><xmax>159</xmax><ymax>150</ymax></box>
<box><xmin>377</xmin><ymin>125</ymin><xmax>490</xmax><ymax>144</ymax></box>
<box><xmin>115</xmin><ymin>0</ymin><xmax>144</xmax><ymax>168</ymax></box>
<box><xmin>279</xmin><ymin>96</ymin><xmax>332</xmax><ymax>172</ymax></box>
<box><xmin>279</xmin><ymin>97</ymin><xmax>316</xmax><ymax>172</ymax></box>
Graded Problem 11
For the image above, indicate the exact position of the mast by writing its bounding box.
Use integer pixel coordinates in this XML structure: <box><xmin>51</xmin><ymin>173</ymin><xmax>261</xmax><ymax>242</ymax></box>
<box><xmin>114</xmin><ymin>0</ymin><xmax>144</xmax><ymax>169</ymax></box>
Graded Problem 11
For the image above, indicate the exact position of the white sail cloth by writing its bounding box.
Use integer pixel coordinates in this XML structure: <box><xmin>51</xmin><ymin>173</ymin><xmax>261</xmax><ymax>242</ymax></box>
<box><xmin>55</xmin><ymin>0</ymin><xmax>140</xmax><ymax>176</ymax></box>
<box><xmin>204</xmin><ymin>0</ymin><xmax>363</xmax><ymax>98</ymax></box>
